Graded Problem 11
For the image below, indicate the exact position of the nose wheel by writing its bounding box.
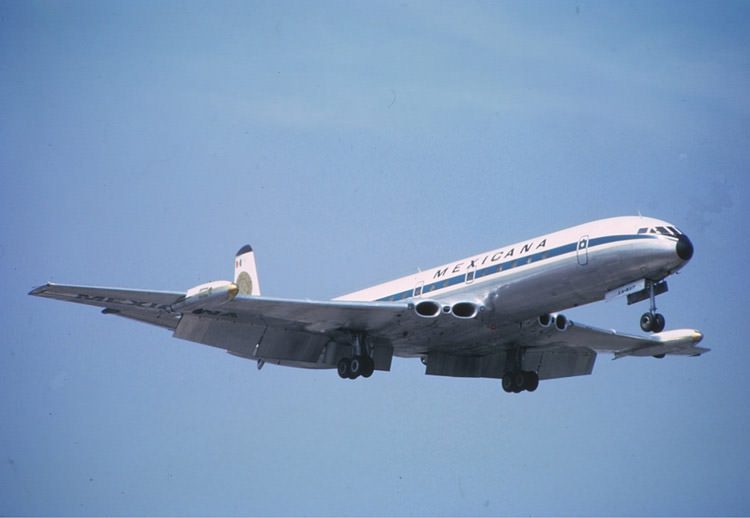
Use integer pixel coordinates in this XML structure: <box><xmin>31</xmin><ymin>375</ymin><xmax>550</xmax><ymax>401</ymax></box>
<box><xmin>640</xmin><ymin>280</ymin><xmax>666</xmax><ymax>333</ymax></box>
<box><xmin>640</xmin><ymin>312</ymin><xmax>665</xmax><ymax>333</ymax></box>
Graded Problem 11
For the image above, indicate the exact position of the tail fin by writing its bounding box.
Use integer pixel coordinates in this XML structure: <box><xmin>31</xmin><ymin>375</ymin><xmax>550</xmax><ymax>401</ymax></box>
<box><xmin>234</xmin><ymin>245</ymin><xmax>261</xmax><ymax>296</ymax></box>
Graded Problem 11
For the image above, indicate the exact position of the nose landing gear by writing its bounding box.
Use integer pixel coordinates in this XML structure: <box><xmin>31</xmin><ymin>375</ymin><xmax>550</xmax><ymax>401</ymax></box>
<box><xmin>640</xmin><ymin>312</ymin><xmax>665</xmax><ymax>333</ymax></box>
<box><xmin>640</xmin><ymin>280</ymin><xmax>666</xmax><ymax>333</ymax></box>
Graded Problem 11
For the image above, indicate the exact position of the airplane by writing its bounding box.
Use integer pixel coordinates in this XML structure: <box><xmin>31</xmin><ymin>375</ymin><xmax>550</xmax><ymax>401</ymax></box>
<box><xmin>29</xmin><ymin>215</ymin><xmax>708</xmax><ymax>394</ymax></box>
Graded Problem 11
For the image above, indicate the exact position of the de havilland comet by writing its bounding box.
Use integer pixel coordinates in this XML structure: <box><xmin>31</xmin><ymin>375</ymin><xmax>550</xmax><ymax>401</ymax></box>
<box><xmin>30</xmin><ymin>216</ymin><xmax>707</xmax><ymax>394</ymax></box>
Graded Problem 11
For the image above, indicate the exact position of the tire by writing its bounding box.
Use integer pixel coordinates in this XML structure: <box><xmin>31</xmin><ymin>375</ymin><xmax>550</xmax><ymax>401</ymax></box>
<box><xmin>337</xmin><ymin>358</ymin><xmax>352</xmax><ymax>379</ymax></box>
<box><xmin>502</xmin><ymin>374</ymin><xmax>514</xmax><ymax>393</ymax></box>
<box><xmin>640</xmin><ymin>313</ymin><xmax>654</xmax><ymax>332</ymax></box>
<box><xmin>361</xmin><ymin>357</ymin><xmax>375</xmax><ymax>378</ymax></box>
<box><xmin>524</xmin><ymin>371</ymin><xmax>539</xmax><ymax>392</ymax></box>
<box><xmin>349</xmin><ymin>357</ymin><xmax>361</xmax><ymax>379</ymax></box>
<box><xmin>512</xmin><ymin>372</ymin><xmax>526</xmax><ymax>393</ymax></box>
<box><xmin>653</xmin><ymin>313</ymin><xmax>666</xmax><ymax>333</ymax></box>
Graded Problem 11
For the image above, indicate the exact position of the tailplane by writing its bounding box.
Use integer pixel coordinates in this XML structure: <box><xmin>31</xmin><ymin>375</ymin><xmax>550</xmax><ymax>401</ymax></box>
<box><xmin>234</xmin><ymin>245</ymin><xmax>261</xmax><ymax>296</ymax></box>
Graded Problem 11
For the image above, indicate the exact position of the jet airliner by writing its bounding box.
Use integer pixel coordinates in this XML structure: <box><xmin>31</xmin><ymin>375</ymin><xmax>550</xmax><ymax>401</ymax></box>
<box><xmin>30</xmin><ymin>216</ymin><xmax>707</xmax><ymax>393</ymax></box>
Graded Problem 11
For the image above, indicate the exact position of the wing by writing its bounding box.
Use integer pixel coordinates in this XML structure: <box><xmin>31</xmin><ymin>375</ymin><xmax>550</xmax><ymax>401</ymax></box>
<box><xmin>218</xmin><ymin>295</ymin><xmax>412</xmax><ymax>331</ymax></box>
<box><xmin>29</xmin><ymin>283</ymin><xmax>183</xmax><ymax>329</ymax></box>
<box><xmin>425</xmin><ymin>317</ymin><xmax>708</xmax><ymax>381</ymax></box>
<box><xmin>171</xmin><ymin>295</ymin><xmax>417</xmax><ymax>368</ymax></box>
<box><xmin>29</xmin><ymin>283</ymin><xmax>415</xmax><ymax>368</ymax></box>
<box><xmin>563</xmin><ymin>321</ymin><xmax>709</xmax><ymax>359</ymax></box>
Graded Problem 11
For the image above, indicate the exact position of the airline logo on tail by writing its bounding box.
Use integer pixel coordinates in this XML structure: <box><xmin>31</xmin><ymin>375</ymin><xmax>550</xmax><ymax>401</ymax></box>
<box><xmin>234</xmin><ymin>245</ymin><xmax>261</xmax><ymax>296</ymax></box>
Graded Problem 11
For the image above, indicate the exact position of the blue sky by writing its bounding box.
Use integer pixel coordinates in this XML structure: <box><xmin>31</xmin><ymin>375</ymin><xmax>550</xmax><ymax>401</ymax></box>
<box><xmin>1</xmin><ymin>1</ymin><xmax>749</xmax><ymax>515</ymax></box>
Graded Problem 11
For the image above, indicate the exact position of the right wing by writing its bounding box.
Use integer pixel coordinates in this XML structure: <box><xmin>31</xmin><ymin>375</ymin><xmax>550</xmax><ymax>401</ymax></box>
<box><xmin>29</xmin><ymin>283</ymin><xmax>417</xmax><ymax>369</ymax></box>
<box><xmin>29</xmin><ymin>283</ymin><xmax>183</xmax><ymax>330</ymax></box>
<box><xmin>171</xmin><ymin>294</ymin><xmax>417</xmax><ymax>367</ymax></box>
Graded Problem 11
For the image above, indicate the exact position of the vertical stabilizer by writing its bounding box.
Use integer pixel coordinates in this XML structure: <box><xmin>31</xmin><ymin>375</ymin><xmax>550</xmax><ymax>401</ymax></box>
<box><xmin>234</xmin><ymin>245</ymin><xmax>261</xmax><ymax>296</ymax></box>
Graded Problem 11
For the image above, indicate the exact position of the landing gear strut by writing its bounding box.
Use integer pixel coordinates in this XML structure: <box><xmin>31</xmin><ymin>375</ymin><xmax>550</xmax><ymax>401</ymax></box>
<box><xmin>337</xmin><ymin>333</ymin><xmax>375</xmax><ymax>380</ymax></box>
<box><xmin>640</xmin><ymin>280</ymin><xmax>666</xmax><ymax>333</ymax></box>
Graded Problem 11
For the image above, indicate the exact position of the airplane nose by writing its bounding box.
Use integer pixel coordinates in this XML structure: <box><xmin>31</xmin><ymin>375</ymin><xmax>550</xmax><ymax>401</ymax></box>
<box><xmin>676</xmin><ymin>234</ymin><xmax>694</xmax><ymax>261</ymax></box>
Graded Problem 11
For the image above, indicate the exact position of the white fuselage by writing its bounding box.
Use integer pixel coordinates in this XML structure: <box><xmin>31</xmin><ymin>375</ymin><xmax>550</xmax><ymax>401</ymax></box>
<box><xmin>337</xmin><ymin>216</ymin><xmax>688</xmax><ymax>326</ymax></box>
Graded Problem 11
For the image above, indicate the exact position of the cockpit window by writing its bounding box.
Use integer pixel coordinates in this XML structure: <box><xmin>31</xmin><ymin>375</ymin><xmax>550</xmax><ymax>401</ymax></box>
<box><xmin>640</xmin><ymin>226</ymin><xmax>682</xmax><ymax>237</ymax></box>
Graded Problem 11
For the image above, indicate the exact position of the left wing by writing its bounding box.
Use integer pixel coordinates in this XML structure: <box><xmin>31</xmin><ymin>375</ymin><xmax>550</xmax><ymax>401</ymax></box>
<box><xmin>425</xmin><ymin>317</ymin><xmax>707</xmax><ymax>381</ymax></box>
<box><xmin>563</xmin><ymin>322</ymin><xmax>708</xmax><ymax>359</ymax></box>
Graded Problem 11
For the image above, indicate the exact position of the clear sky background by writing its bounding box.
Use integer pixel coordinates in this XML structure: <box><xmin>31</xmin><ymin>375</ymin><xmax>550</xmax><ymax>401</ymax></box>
<box><xmin>1</xmin><ymin>1</ymin><xmax>749</xmax><ymax>516</ymax></box>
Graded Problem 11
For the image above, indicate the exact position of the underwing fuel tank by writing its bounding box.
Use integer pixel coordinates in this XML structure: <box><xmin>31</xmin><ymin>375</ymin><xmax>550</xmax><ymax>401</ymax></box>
<box><xmin>170</xmin><ymin>281</ymin><xmax>239</xmax><ymax>313</ymax></box>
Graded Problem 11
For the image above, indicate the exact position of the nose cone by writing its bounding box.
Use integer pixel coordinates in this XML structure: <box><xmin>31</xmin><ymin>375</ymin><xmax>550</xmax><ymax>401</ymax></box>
<box><xmin>676</xmin><ymin>234</ymin><xmax>694</xmax><ymax>261</ymax></box>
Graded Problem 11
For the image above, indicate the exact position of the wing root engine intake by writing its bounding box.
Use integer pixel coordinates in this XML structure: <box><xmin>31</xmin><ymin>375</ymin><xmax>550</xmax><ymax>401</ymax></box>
<box><xmin>414</xmin><ymin>299</ymin><xmax>484</xmax><ymax>319</ymax></box>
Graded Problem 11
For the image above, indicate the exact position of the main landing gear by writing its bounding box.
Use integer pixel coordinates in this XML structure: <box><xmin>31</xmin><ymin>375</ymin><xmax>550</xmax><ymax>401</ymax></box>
<box><xmin>337</xmin><ymin>333</ymin><xmax>375</xmax><ymax>380</ymax></box>
<box><xmin>337</xmin><ymin>355</ymin><xmax>375</xmax><ymax>379</ymax></box>
<box><xmin>502</xmin><ymin>371</ymin><xmax>539</xmax><ymax>393</ymax></box>
<box><xmin>502</xmin><ymin>346</ymin><xmax>539</xmax><ymax>393</ymax></box>
<box><xmin>640</xmin><ymin>280</ymin><xmax>666</xmax><ymax>333</ymax></box>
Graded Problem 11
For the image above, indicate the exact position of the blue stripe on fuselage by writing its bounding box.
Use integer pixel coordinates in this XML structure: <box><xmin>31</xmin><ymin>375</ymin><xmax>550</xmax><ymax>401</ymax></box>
<box><xmin>375</xmin><ymin>234</ymin><xmax>658</xmax><ymax>302</ymax></box>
